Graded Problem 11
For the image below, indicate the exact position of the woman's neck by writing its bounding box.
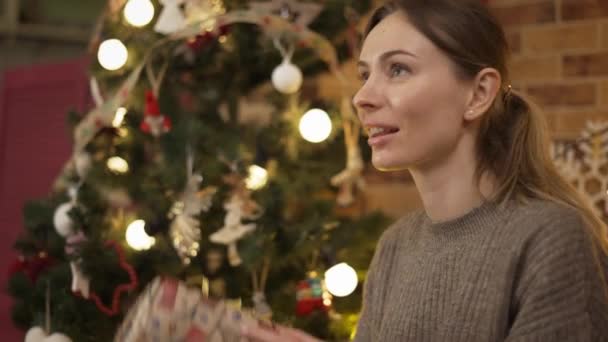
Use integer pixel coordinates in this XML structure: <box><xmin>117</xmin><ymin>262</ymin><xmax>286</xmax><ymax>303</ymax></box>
<box><xmin>410</xmin><ymin>144</ymin><xmax>496</xmax><ymax>223</ymax></box>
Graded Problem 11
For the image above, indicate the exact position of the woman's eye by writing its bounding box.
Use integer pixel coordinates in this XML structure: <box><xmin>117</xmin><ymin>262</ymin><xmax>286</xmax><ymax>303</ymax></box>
<box><xmin>389</xmin><ymin>63</ymin><xmax>409</xmax><ymax>77</ymax></box>
<box><xmin>358</xmin><ymin>71</ymin><xmax>370</xmax><ymax>81</ymax></box>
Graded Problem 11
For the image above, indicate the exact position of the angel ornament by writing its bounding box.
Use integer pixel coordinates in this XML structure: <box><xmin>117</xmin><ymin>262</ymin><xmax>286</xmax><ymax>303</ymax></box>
<box><xmin>210</xmin><ymin>194</ymin><xmax>262</xmax><ymax>267</ymax></box>
<box><xmin>154</xmin><ymin>0</ymin><xmax>187</xmax><ymax>35</ymax></box>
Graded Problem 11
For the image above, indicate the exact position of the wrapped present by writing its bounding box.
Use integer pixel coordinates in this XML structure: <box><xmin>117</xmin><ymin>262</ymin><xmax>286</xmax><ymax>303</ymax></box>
<box><xmin>115</xmin><ymin>277</ymin><xmax>263</xmax><ymax>341</ymax></box>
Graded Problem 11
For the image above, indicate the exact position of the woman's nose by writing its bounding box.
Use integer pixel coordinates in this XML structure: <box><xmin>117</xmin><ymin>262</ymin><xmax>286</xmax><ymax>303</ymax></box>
<box><xmin>353</xmin><ymin>79</ymin><xmax>381</xmax><ymax>114</ymax></box>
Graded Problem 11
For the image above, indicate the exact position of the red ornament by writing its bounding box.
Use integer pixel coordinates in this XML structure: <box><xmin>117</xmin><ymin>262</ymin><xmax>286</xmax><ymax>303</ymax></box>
<box><xmin>75</xmin><ymin>241</ymin><xmax>138</xmax><ymax>316</ymax></box>
<box><xmin>8</xmin><ymin>252</ymin><xmax>56</xmax><ymax>283</ymax></box>
<box><xmin>140</xmin><ymin>90</ymin><xmax>171</xmax><ymax>137</ymax></box>
<box><xmin>295</xmin><ymin>278</ymin><xmax>328</xmax><ymax>317</ymax></box>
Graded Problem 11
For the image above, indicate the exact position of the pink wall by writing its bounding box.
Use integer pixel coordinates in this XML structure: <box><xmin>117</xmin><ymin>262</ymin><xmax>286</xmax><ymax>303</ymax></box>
<box><xmin>0</xmin><ymin>57</ymin><xmax>89</xmax><ymax>339</ymax></box>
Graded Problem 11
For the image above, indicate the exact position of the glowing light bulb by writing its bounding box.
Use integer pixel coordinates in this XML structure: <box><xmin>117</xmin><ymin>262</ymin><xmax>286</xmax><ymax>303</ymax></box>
<box><xmin>245</xmin><ymin>165</ymin><xmax>268</xmax><ymax>190</ymax></box>
<box><xmin>126</xmin><ymin>219</ymin><xmax>155</xmax><ymax>251</ymax></box>
<box><xmin>107</xmin><ymin>156</ymin><xmax>129</xmax><ymax>174</ymax></box>
<box><xmin>124</xmin><ymin>0</ymin><xmax>155</xmax><ymax>27</ymax></box>
<box><xmin>113</xmin><ymin>107</ymin><xmax>128</xmax><ymax>127</ymax></box>
<box><xmin>97</xmin><ymin>39</ymin><xmax>128</xmax><ymax>71</ymax></box>
<box><xmin>299</xmin><ymin>108</ymin><xmax>332</xmax><ymax>143</ymax></box>
<box><xmin>324</xmin><ymin>262</ymin><xmax>358</xmax><ymax>297</ymax></box>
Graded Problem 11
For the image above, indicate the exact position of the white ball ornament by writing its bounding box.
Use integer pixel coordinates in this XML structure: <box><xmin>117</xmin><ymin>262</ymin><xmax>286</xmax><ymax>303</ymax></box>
<box><xmin>53</xmin><ymin>202</ymin><xmax>75</xmax><ymax>237</ymax></box>
<box><xmin>25</xmin><ymin>327</ymin><xmax>72</xmax><ymax>342</ymax></box>
<box><xmin>271</xmin><ymin>59</ymin><xmax>303</xmax><ymax>94</ymax></box>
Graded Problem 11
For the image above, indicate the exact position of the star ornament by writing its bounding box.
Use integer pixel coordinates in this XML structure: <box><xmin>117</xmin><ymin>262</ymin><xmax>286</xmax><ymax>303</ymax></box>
<box><xmin>249</xmin><ymin>0</ymin><xmax>323</xmax><ymax>27</ymax></box>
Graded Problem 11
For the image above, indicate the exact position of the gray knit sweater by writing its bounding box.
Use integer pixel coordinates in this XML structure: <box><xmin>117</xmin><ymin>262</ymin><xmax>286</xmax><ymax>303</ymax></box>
<box><xmin>354</xmin><ymin>199</ymin><xmax>608</xmax><ymax>341</ymax></box>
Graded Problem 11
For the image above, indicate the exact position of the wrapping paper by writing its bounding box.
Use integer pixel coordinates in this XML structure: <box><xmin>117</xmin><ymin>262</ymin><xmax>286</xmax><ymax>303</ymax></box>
<box><xmin>115</xmin><ymin>277</ymin><xmax>263</xmax><ymax>342</ymax></box>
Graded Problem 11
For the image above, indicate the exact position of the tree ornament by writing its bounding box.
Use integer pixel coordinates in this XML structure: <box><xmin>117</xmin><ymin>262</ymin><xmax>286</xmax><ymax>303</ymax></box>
<box><xmin>270</xmin><ymin>37</ymin><xmax>302</xmax><ymax>94</ymax></box>
<box><xmin>140</xmin><ymin>90</ymin><xmax>172</xmax><ymax>137</ymax></box>
<box><xmin>251</xmin><ymin>256</ymin><xmax>272</xmax><ymax>320</ymax></box>
<box><xmin>53</xmin><ymin>187</ymin><xmax>79</xmax><ymax>237</ymax></box>
<box><xmin>210</xmin><ymin>194</ymin><xmax>257</xmax><ymax>267</ymax></box>
<box><xmin>271</xmin><ymin>58</ymin><xmax>302</xmax><ymax>94</ymax></box>
<box><xmin>25</xmin><ymin>328</ymin><xmax>72</xmax><ymax>342</ymax></box>
<box><xmin>26</xmin><ymin>282</ymin><xmax>73</xmax><ymax>342</ymax></box>
<box><xmin>249</xmin><ymin>0</ymin><xmax>323</xmax><ymax>27</ymax></box>
<box><xmin>331</xmin><ymin>98</ymin><xmax>365</xmax><ymax>206</ymax></box>
<box><xmin>295</xmin><ymin>273</ymin><xmax>328</xmax><ymax>317</ymax></box>
<box><xmin>154</xmin><ymin>0</ymin><xmax>187</xmax><ymax>35</ymax></box>
<box><xmin>169</xmin><ymin>149</ymin><xmax>217</xmax><ymax>264</ymax></box>
<box><xmin>65</xmin><ymin>231</ymin><xmax>90</xmax><ymax>298</ymax></box>
<box><xmin>9</xmin><ymin>252</ymin><xmax>55</xmax><ymax>283</ymax></box>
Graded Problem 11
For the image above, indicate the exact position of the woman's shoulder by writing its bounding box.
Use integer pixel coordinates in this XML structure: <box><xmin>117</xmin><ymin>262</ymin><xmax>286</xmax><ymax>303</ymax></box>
<box><xmin>508</xmin><ymin>198</ymin><xmax>585</xmax><ymax>231</ymax></box>
<box><xmin>504</xmin><ymin>197</ymin><xmax>590</xmax><ymax>250</ymax></box>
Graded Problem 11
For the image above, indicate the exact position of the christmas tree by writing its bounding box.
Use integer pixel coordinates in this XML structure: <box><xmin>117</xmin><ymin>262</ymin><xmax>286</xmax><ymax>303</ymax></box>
<box><xmin>8</xmin><ymin>0</ymin><xmax>391</xmax><ymax>341</ymax></box>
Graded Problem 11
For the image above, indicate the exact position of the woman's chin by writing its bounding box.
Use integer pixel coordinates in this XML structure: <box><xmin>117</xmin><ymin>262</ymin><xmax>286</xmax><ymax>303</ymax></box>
<box><xmin>371</xmin><ymin>155</ymin><xmax>408</xmax><ymax>172</ymax></box>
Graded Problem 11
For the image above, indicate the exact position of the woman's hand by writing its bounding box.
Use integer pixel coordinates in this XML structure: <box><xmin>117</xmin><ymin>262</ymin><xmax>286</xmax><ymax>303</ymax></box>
<box><xmin>241</xmin><ymin>323</ymin><xmax>322</xmax><ymax>342</ymax></box>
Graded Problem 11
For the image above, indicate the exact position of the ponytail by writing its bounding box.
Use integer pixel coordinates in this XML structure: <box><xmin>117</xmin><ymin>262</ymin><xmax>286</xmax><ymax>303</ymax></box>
<box><xmin>478</xmin><ymin>88</ymin><xmax>608</xmax><ymax>293</ymax></box>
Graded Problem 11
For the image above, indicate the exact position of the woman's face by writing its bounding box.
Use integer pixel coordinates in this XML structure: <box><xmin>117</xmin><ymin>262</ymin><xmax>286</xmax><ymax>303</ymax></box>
<box><xmin>354</xmin><ymin>11</ymin><xmax>474</xmax><ymax>172</ymax></box>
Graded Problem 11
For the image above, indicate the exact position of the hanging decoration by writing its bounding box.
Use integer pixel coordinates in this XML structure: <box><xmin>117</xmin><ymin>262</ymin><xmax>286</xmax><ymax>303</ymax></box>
<box><xmin>330</xmin><ymin>98</ymin><xmax>365</xmax><ymax>206</ymax></box>
<box><xmin>53</xmin><ymin>186</ymin><xmax>79</xmax><ymax>238</ymax></box>
<box><xmin>65</xmin><ymin>231</ymin><xmax>91</xmax><ymax>298</ymax></box>
<box><xmin>169</xmin><ymin>148</ymin><xmax>217</xmax><ymax>264</ymax></box>
<box><xmin>249</xmin><ymin>0</ymin><xmax>322</xmax><ymax>27</ymax></box>
<box><xmin>140</xmin><ymin>90</ymin><xmax>172</xmax><ymax>137</ymax></box>
<box><xmin>552</xmin><ymin>121</ymin><xmax>608</xmax><ymax>218</ymax></box>
<box><xmin>210</xmin><ymin>160</ymin><xmax>263</xmax><ymax>266</ymax></box>
<box><xmin>25</xmin><ymin>283</ymin><xmax>73</xmax><ymax>342</ymax></box>
<box><xmin>8</xmin><ymin>252</ymin><xmax>55</xmax><ymax>284</ymax></box>
<box><xmin>251</xmin><ymin>256</ymin><xmax>273</xmax><ymax>320</ymax></box>
<box><xmin>154</xmin><ymin>0</ymin><xmax>187</xmax><ymax>34</ymax></box>
<box><xmin>270</xmin><ymin>37</ymin><xmax>302</xmax><ymax>94</ymax></box>
<box><xmin>296</xmin><ymin>272</ymin><xmax>329</xmax><ymax>317</ymax></box>
<box><xmin>210</xmin><ymin>194</ymin><xmax>258</xmax><ymax>267</ymax></box>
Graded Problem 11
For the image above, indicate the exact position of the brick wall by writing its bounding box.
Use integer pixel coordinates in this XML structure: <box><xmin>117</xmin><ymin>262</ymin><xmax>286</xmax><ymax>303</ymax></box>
<box><xmin>346</xmin><ymin>0</ymin><xmax>608</xmax><ymax>219</ymax></box>
<box><xmin>491</xmin><ymin>0</ymin><xmax>608</xmax><ymax>139</ymax></box>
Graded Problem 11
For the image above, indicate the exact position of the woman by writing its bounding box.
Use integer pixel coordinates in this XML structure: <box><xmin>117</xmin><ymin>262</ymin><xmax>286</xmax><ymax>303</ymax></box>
<box><xmin>242</xmin><ymin>0</ymin><xmax>608</xmax><ymax>340</ymax></box>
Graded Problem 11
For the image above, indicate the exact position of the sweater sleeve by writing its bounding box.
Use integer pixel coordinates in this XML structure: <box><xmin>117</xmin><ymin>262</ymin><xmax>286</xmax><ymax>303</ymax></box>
<box><xmin>353</xmin><ymin>221</ymin><xmax>402</xmax><ymax>342</ymax></box>
<box><xmin>505</xmin><ymin>208</ymin><xmax>608</xmax><ymax>342</ymax></box>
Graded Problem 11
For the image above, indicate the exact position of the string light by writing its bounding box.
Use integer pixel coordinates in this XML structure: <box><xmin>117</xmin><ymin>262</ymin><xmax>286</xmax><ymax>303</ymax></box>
<box><xmin>107</xmin><ymin>156</ymin><xmax>129</xmax><ymax>174</ymax></box>
<box><xmin>299</xmin><ymin>108</ymin><xmax>332</xmax><ymax>143</ymax></box>
<box><xmin>245</xmin><ymin>165</ymin><xmax>268</xmax><ymax>190</ymax></box>
<box><xmin>126</xmin><ymin>220</ymin><xmax>155</xmax><ymax>251</ymax></box>
<box><xmin>124</xmin><ymin>0</ymin><xmax>155</xmax><ymax>27</ymax></box>
<box><xmin>113</xmin><ymin>107</ymin><xmax>128</xmax><ymax>127</ymax></box>
<box><xmin>97</xmin><ymin>39</ymin><xmax>128</xmax><ymax>71</ymax></box>
<box><xmin>324</xmin><ymin>262</ymin><xmax>358</xmax><ymax>297</ymax></box>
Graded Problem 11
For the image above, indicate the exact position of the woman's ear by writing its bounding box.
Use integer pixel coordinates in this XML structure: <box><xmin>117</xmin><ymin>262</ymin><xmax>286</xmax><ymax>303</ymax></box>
<box><xmin>464</xmin><ymin>67</ymin><xmax>501</xmax><ymax>121</ymax></box>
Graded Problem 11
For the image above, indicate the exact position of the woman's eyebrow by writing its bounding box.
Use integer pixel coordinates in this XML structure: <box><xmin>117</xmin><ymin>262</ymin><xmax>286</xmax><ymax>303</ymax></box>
<box><xmin>358</xmin><ymin>49</ymin><xmax>418</xmax><ymax>67</ymax></box>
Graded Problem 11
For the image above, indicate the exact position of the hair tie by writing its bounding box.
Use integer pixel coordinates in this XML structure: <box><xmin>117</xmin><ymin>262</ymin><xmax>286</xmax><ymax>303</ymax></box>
<box><xmin>503</xmin><ymin>84</ymin><xmax>513</xmax><ymax>103</ymax></box>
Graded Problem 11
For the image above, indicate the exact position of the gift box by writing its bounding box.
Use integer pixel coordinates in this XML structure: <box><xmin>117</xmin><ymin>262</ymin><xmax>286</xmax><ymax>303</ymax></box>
<box><xmin>114</xmin><ymin>276</ymin><xmax>261</xmax><ymax>342</ymax></box>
